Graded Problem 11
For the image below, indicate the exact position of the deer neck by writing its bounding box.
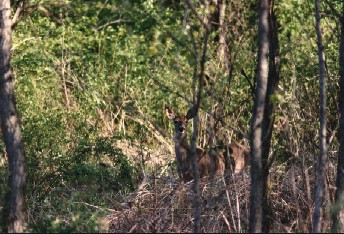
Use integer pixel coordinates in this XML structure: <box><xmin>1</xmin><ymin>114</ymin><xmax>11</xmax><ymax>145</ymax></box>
<box><xmin>174</xmin><ymin>133</ymin><xmax>192</xmax><ymax>181</ymax></box>
<box><xmin>174</xmin><ymin>133</ymin><xmax>189</xmax><ymax>160</ymax></box>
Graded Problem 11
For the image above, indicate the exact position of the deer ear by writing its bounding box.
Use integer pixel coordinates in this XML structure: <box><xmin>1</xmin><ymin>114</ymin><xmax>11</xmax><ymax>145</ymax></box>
<box><xmin>165</xmin><ymin>107</ymin><xmax>175</xmax><ymax>120</ymax></box>
<box><xmin>186</xmin><ymin>105</ymin><xmax>198</xmax><ymax>120</ymax></box>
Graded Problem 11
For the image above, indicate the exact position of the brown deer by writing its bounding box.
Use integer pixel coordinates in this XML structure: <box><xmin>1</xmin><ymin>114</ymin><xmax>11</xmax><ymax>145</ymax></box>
<box><xmin>165</xmin><ymin>106</ymin><xmax>225</xmax><ymax>182</ymax></box>
<box><xmin>165</xmin><ymin>107</ymin><xmax>250</xmax><ymax>182</ymax></box>
<box><xmin>226</xmin><ymin>142</ymin><xmax>250</xmax><ymax>174</ymax></box>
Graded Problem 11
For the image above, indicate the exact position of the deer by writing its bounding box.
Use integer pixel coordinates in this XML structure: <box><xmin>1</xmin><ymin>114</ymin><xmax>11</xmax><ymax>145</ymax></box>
<box><xmin>165</xmin><ymin>106</ymin><xmax>226</xmax><ymax>182</ymax></box>
<box><xmin>165</xmin><ymin>106</ymin><xmax>250</xmax><ymax>182</ymax></box>
<box><xmin>226</xmin><ymin>142</ymin><xmax>250</xmax><ymax>174</ymax></box>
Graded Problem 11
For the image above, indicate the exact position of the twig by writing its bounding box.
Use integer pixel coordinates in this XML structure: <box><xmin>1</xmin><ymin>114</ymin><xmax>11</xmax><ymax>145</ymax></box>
<box><xmin>241</xmin><ymin>68</ymin><xmax>255</xmax><ymax>98</ymax></box>
<box><xmin>184</xmin><ymin>0</ymin><xmax>211</xmax><ymax>31</ymax></box>
<box><xmin>74</xmin><ymin>202</ymin><xmax>117</xmax><ymax>212</ymax></box>
<box><xmin>11</xmin><ymin>37</ymin><xmax>38</xmax><ymax>51</ymax></box>
<box><xmin>12</xmin><ymin>2</ymin><xmax>39</xmax><ymax>29</ymax></box>
<box><xmin>324</xmin><ymin>0</ymin><xmax>342</xmax><ymax>21</ymax></box>
<box><xmin>12</xmin><ymin>1</ymin><xmax>25</xmax><ymax>27</ymax></box>
<box><xmin>221</xmin><ymin>211</ymin><xmax>231</xmax><ymax>232</ymax></box>
<box><xmin>96</xmin><ymin>19</ymin><xmax>128</xmax><ymax>30</ymax></box>
<box><xmin>150</xmin><ymin>73</ymin><xmax>249</xmax><ymax>140</ymax></box>
<box><xmin>128</xmin><ymin>224</ymin><xmax>138</xmax><ymax>233</ymax></box>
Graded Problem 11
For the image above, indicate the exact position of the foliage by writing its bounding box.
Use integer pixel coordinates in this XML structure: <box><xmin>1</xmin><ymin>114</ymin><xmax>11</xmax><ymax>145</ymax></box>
<box><xmin>0</xmin><ymin>0</ymin><xmax>342</xmax><ymax>232</ymax></box>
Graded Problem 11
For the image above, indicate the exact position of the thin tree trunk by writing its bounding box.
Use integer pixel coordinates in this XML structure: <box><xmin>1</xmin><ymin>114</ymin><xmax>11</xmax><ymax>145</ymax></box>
<box><xmin>0</xmin><ymin>0</ymin><xmax>27</xmax><ymax>232</ymax></box>
<box><xmin>190</xmin><ymin>114</ymin><xmax>201</xmax><ymax>233</ymax></box>
<box><xmin>249</xmin><ymin>0</ymin><xmax>270</xmax><ymax>232</ymax></box>
<box><xmin>189</xmin><ymin>24</ymin><xmax>201</xmax><ymax>234</ymax></box>
<box><xmin>312</xmin><ymin>0</ymin><xmax>328</xmax><ymax>232</ymax></box>
<box><xmin>332</xmin><ymin>4</ymin><xmax>344</xmax><ymax>233</ymax></box>
<box><xmin>260</xmin><ymin>0</ymin><xmax>280</xmax><ymax>232</ymax></box>
<box><xmin>185</xmin><ymin>1</ymin><xmax>211</xmax><ymax>231</ymax></box>
<box><xmin>217</xmin><ymin>0</ymin><xmax>229</xmax><ymax>73</ymax></box>
<box><xmin>189</xmin><ymin>23</ymin><xmax>210</xmax><ymax>234</ymax></box>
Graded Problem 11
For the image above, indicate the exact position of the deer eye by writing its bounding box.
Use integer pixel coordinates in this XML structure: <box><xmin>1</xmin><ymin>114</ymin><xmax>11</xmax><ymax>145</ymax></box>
<box><xmin>174</xmin><ymin>120</ymin><xmax>178</xmax><ymax>124</ymax></box>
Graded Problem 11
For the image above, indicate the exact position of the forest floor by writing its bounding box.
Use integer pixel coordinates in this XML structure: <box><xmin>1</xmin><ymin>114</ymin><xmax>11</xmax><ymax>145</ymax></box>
<box><xmin>102</xmin><ymin>140</ymin><xmax>334</xmax><ymax>233</ymax></box>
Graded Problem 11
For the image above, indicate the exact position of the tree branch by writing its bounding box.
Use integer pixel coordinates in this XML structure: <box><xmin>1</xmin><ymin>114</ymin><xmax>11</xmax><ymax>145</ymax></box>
<box><xmin>96</xmin><ymin>19</ymin><xmax>128</xmax><ymax>30</ymax></box>
<box><xmin>324</xmin><ymin>0</ymin><xmax>342</xmax><ymax>21</ymax></box>
<box><xmin>184</xmin><ymin>0</ymin><xmax>211</xmax><ymax>31</ymax></box>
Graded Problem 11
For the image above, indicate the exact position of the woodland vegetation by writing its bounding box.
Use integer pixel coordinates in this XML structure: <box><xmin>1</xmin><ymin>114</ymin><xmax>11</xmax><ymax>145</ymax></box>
<box><xmin>1</xmin><ymin>0</ymin><xmax>344</xmax><ymax>232</ymax></box>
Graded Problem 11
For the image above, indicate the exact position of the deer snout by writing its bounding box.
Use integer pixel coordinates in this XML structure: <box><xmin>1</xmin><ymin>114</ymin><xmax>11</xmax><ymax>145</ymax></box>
<box><xmin>178</xmin><ymin>127</ymin><xmax>185</xmax><ymax>133</ymax></box>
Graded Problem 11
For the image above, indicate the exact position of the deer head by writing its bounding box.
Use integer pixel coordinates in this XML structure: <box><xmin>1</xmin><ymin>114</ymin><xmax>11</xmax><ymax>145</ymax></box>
<box><xmin>227</xmin><ymin>142</ymin><xmax>250</xmax><ymax>174</ymax></box>
<box><xmin>165</xmin><ymin>106</ymin><xmax>196</xmax><ymax>139</ymax></box>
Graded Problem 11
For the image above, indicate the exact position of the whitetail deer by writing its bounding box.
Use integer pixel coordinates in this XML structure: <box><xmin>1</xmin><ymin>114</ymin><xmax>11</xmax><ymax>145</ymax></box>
<box><xmin>226</xmin><ymin>142</ymin><xmax>250</xmax><ymax>174</ymax></box>
<box><xmin>165</xmin><ymin>106</ymin><xmax>225</xmax><ymax>182</ymax></box>
<box><xmin>165</xmin><ymin>107</ymin><xmax>250</xmax><ymax>182</ymax></box>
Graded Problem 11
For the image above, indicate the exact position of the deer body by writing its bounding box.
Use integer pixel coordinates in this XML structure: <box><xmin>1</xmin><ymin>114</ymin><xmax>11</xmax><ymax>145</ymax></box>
<box><xmin>166</xmin><ymin>107</ymin><xmax>225</xmax><ymax>182</ymax></box>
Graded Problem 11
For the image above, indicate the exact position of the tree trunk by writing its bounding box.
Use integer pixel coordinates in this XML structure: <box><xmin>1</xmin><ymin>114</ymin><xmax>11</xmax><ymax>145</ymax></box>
<box><xmin>312</xmin><ymin>0</ymin><xmax>328</xmax><ymax>232</ymax></box>
<box><xmin>260</xmin><ymin>0</ymin><xmax>280</xmax><ymax>232</ymax></box>
<box><xmin>185</xmin><ymin>1</ymin><xmax>211</xmax><ymax>231</ymax></box>
<box><xmin>332</xmin><ymin>3</ymin><xmax>344</xmax><ymax>233</ymax></box>
<box><xmin>190</xmin><ymin>114</ymin><xmax>201</xmax><ymax>233</ymax></box>
<box><xmin>249</xmin><ymin>0</ymin><xmax>270</xmax><ymax>232</ymax></box>
<box><xmin>0</xmin><ymin>0</ymin><xmax>27</xmax><ymax>232</ymax></box>
<box><xmin>217</xmin><ymin>0</ymin><xmax>229</xmax><ymax>72</ymax></box>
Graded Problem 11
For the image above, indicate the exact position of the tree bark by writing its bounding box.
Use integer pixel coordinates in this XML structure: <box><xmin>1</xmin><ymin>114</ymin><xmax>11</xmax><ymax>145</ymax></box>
<box><xmin>185</xmin><ymin>1</ymin><xmax>211</xmax><ymax>231</ymax></box>
<box><xmin>260</xmin><ymin>0</ymin><xmax>280</xmax><ymax>232</ymax></box>
<box><xmin>217</xmin><ymin>0</ymin><xmax>229</xmax><ymax>72</ymax></box>
<box><xmin>312</xmin><ymin>0</ymin><xmax>328</xmax><ymax>232</ymax></box>
<box><xmin>332</xmin><ymin>3</ymin><xmax>344</xmax><ymax>233</ymax></box>
<box><xmin>249</xmin><ymin>0</ymin><xmax>270</xmax><ymax>232</ymax></box>
<box><xmin>0</xmin><ymin>0</ymin><xmax>27</xmax><ymax>232</ymax></box>
<box><xmin>190</xmin><ymin>114</ymin><xmax>201</xmax><ymax>233</ymax></box>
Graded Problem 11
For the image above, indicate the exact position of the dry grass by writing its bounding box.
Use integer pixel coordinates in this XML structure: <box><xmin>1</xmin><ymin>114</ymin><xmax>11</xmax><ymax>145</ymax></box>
<box><xmin>106</xmin><ymin>161</ymin><xmax>337</xmax><ymax>233</ymax></box>
<box><xmin>108</xmin><ymin>173</ymin><xmax>251</xmax><ymax>233</ymax></box>
<box><xmin>105</xmin><ymin>140</ymin><xmax>337</xmax><ymax>233</ymax></box>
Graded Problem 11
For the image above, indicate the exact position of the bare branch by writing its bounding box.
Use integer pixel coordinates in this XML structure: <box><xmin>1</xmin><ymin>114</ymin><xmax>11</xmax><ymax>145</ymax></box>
<box><xmin>241</xmin><ymin>69</ymin><xmax>255</xmax><ymax>98</ymax></box>
<box><xmin>11</xmin><ymin>1</ymin><xmax>24</xmax><ymax>27</ymax></box>
<box><xmin>96</xmin><ymin>19</ymin><xmax>128</xmax><ymax>30</ymax></box>
<box><xmin>11</xmin><ymin>1</ymin><xmax>38</xmax><ymax>29</ymax></box>
<box><xmin>184</xmin><ymin>0</ymin><xmax>211</xmax><ymax>31</ymax></box>
<box><xmin>150</xmin><ymin>74</ymin><xmax>249</xmax><ymax>140</ymax></box>
<box><xmin>324</xmin><ymin>0</ymin><xmax>342</xmax><ymax>21</ymax></box>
